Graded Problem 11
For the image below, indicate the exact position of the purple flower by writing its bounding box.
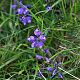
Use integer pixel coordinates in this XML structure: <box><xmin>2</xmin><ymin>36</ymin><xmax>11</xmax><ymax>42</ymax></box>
<box><xmin>21</xmin><ymin>16</ymin><xmax>27</xmax><ymax>25</ymax></box>
<box><xmin>46</xmin><ymin>67</ymin><xmax>53</xmax><ymax>72</ymax></box>
<box><xmin>17</xmin><ymin>6</ymin><xmax>29</xmax><ymax>15</ymax></box>
<box><xmin>14</xmin><ymin>0</ymin><xmax>17</xmax><ymax>3</ymax></box>
<box><xmin>54</xmin><ymin>62</ymin><xmax>57</xmax><ymax>67</ymax></box>
<box><xmin>58</xmin><ymin>72</ymin><xmax>63</xmax><ymax>79</ymax></box>
<box><xmin>36</xmin><ymin>42</ymin><xmax>44</xmax><ymax>48</ymax></box>
<box><xmin>37</xmin><ymin>72</ymin><xmax>42</xmax><ymax>77</ymax></box>
<box><xmin>20</xmin><ymin>0</ymin><xmax>23</xmax><ymax>3</ymax></box>
<box><xmin>27</xmin><ymin>36</ymin><xmax>35</xmax><ymax>42</ymax></box>
<box><xmin>52</xmin><ymin>69</ymin><xmax>57</xmax><ymax>78</ymax></box>
<box><xmin>18</xmin><ymin>7</ymin><xmax>29</xmax><ymax>15</ymax></box>
<box><xmin>11</xmin><ymin>4</ymin><xmax>16</xmax><ymax>9</ymax></box>
<box><xmin>19</xmin><ymin>0</ymin><xmax>23</xmax><ymax>5</ymax></box>
<box><xmin>31</xmin><ymin>41</ymin><xmax>44</xmax><ymax>48</ymax></box>
<box><xmin>54</xmin><ymin>62</ymin><xmax>61</xmax><ymax>67</ymax></box>
<box><xmin>20</xmin><ymin>16</ymin><xmax>31</xmax><ymax>25</ymax></box>
<box><xmin>23</xmin><ymin>9</ymin><xmax>29</xmax><ymax>15</ymax></box>
<box><xmin>34</xmin><ymin>28</ymin><xmax>41</xmax><ymax>36</ymax></box>
<box><xmin>58</xmin><ymin>62</ymin><xmax>61</xmax><ymax>67</ymax></box>
<box><xmin>38</xmin><ymin>70</ymin><xmax>44</xmax><ymax>78</ymax></box>
<box><xmin>27</xmin><ymin>28</ymin><xmax>46</xmax><ymax>48</ymax></box>
<box><xmin>26</xmin><ymin>4</ymin><xmax>31</xmax><ymax>9</ymax></box>
<box><xmin>36</xmin><ymin>55</ymin><xmax>43</xmax><ymax>60</ymax></box>
<box><xmin>42</xmin><ymin>49</ymin><xmax>49</xmax><ymax>53</ymax></box>
<box><xmin>39</xmin><ymin>35</ymin><xmax>46</xmax><ymax>42</ymax></box>
<box><xmin>46</xmin><ymin>6</ymin><xmax>52</xmax><ymax>11</ymax></box>
<box><xmin>17</xmin><ymin>8</ymin><xmax>24</xmax><ymax>14</ymax></box>
<box><xmin>52</xmin><ymin>62</ymin><xmax>63</xmax><ymax>78</ymax></box>
<box><xmin>31</xmin><ymin>42</ymin><xmax>36</xmax><ymax>48</ymax></box>
<box><xmin>12</xmin><ymin>0</ymin><xmax>32</xmax><ymax>25</ymax></box>
<box><xmin>45</xmin><ymin>57</ymin><xmax>50</xmax><ymax>63</ymax></box>
<box><xmin>26</xmin><ymin>16</ymin><xmax>31</xmax><ymax>23</ymax></box>
<box><xmin>45</xmin><ymin>0</ymin><xmax>48</xmax><ymax>2</ymax></box>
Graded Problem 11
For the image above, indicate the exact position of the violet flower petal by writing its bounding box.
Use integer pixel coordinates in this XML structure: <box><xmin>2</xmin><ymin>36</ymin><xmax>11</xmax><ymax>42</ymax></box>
<box><xmin>45</xmin><ymin>57</ymin><xmax>50</xmax><ymax>63</ymax></box>
<box><xmin>36</xmin><ymin>41</ymin><xmax>44</xmax><ymax>48</ymax></box>
<box><xmin>45</xmin><ymin>0</ymin><xmax>48</xmax><ymax>2</ymax></box>
<box><xmin>42</xmin><ymin>49</ymin><xmax>49</xmax><ymax>53</ymax></box>
<box><xmin>36</xmin><ymin>55</ymin><xmax>43</xmax><ymax>60</ymax></box>
<box><xmin>46</xmin><ymin>6</ymin><xmax>52</xmax><ymax>11</ymax></box>
<box><xmin>34</xmin><ymin>28</ymin><xmax>41</xmax><ymax>36</ymax></box>
<box><xmin>27</xmin><ymin>36</ymin><xmax>35</xmax><ymax>42</ymax></box>
<box><xmin>52</xmin><ymin>69</ymin><xmax>57</xmax><ymax>78</ymax></box>
<box><xmin>58</xmin><ymin>72</ymin><xmax>63</xmax><ymax>79</ymax></box>
<box><xmin>11</xmin><ymin>5</ymin><xmax>16</xmax><ymax>9</ymax></box>
<box><xmin>17</xmin><ymin>8</ymin><xmax>24</xmax><ymax>14</ymax></box>
<box><xmin>39</xmin><ymin>35</ymin><xmax>46</xmax><ymax>42</ymax></box>
<box><xmin>26</xmin><ymin>4</ymin><xmax>31</xmax><ymax>8</ymax></box>
<box><xmin>46</xmin><ymin>67</ymin><xmax>53</xmax><ymax>72</ymax></box>
<box><xmin>31</xmin><ymin>42</ymin><xmax>36</xmax><ymax>48</ymax></box>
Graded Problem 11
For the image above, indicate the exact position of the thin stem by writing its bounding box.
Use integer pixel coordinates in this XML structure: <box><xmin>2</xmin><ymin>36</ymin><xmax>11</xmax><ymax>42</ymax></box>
<box><xmin>39</xmin><ymin>70</ymin><xmax>47</xmax><ymax>80</ymax></box>
<box><xmin>58</xmin><ymin>67</ymin><xmax>80</xmax><ymax>80</ymax></box>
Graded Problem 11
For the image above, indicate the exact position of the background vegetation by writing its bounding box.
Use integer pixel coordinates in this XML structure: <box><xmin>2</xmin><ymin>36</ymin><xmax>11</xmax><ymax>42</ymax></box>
<box><xmin>0</xmin><ymin>0</ymin><xmax>80</xmax><ymax>80</ymax></box>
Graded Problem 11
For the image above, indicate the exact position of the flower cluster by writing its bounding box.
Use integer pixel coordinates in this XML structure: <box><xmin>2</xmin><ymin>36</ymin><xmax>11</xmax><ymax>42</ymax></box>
<box><xmin>45</xmin><ymin>0</ymin><xmax>48</xmax><ymax>2</ymax></box>
<box><xmin>37</xmin><ymin>61</ymin><xmax>63</xmax><ymax>79</ymax></box>
<box><xmin>27</xmin><ymin>28</ymin><xmax>63</xmax><ymax>79</ymax></box>
<box><xmin>46</xmin><ymin>6</ymin><xmax>52</xmax><ymax>11</ymax></box>
<box><xmin>45</xmin><ymin>0</ymin><xmax>52</xmax><ymax>11</ymax></box>
<box><xmin>51</xmin><ymin>62</ymin><xmax>63</xmax><ymax>78</ymax></box>
<box><xmin>12</xmin><ymin>0</ymin><xmax>31</xmax><ymax>25</ymax></box>
<box><xmin>36</xmin><ymin>54</ymin><xmax>50</xmax><ymax>63</ymax></box>
<box><xmin>27</xmin><ymin>28</ymin><xmax>46</xmax><ymax>48</ymax></box>
<box><xmin>42</xmin><ymin>49</ymin><xmax>49</xmax><ymax>54</ymax></box>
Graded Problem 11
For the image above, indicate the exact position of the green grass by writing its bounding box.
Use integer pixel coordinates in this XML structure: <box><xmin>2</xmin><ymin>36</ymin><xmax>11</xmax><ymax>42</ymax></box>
<box><xmin>0</xmin><ymin>0</ymin><xmax>80</xmax><ymax>80</ymax></box>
